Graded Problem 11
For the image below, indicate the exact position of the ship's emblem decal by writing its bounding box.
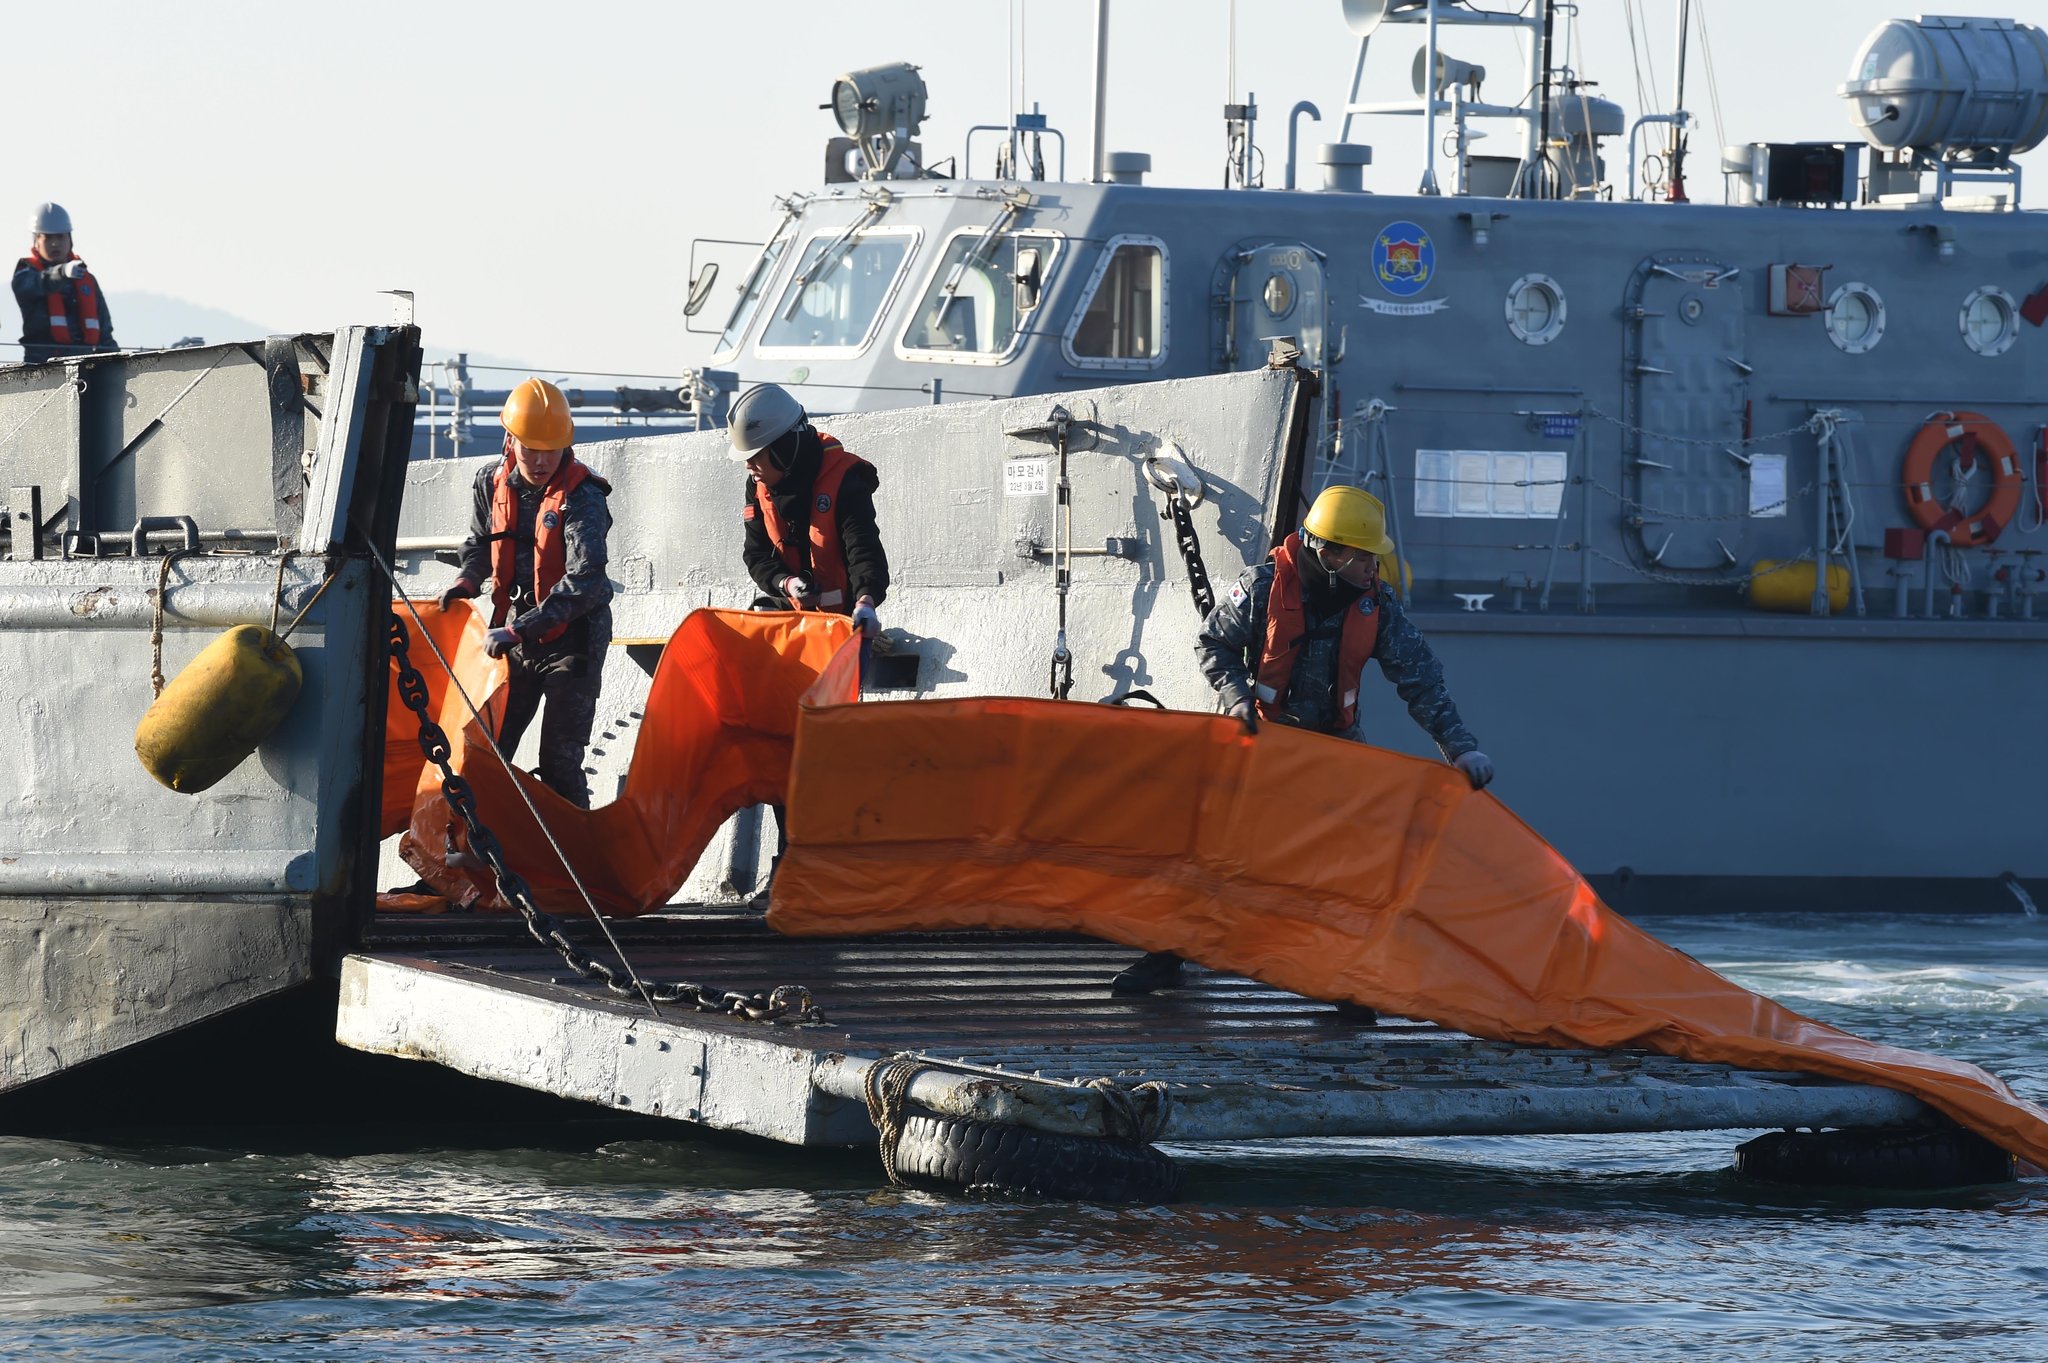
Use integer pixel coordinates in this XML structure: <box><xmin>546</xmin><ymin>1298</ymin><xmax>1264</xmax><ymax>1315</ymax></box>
<box><xmin>815</xmin><ymin>494</ymin><xmax>833</xmax><ymax>513</ymax></box>
<box><xmin>1373</xmin><ymin>221</ymin><xmax>1434</xmax><ymax>298</ymax></box>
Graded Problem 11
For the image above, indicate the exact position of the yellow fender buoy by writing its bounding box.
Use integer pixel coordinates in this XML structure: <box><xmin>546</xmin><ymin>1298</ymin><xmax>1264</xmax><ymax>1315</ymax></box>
<box><xmin>1749</xmin><ymin>559</ymin><xmax>1849</xmax><ymax>614</ymax></box>
<box><xmin>135</xmin><ymin>624</ymin><xmax>304</xmax><ymax>793</ymax></box>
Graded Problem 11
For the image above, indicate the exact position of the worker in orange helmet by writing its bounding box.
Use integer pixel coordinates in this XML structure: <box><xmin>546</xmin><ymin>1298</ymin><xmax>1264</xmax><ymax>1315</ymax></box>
<box><xmin>439</xmin><ymin>378</ymin><xmax>614</xmax><ymax>807</ymax></box>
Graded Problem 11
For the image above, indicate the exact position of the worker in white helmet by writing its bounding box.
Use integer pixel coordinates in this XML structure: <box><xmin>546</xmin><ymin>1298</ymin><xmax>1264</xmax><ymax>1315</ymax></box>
<box><xmin>12</xmin><ymin>203</ymin><xmax>115</xmax><ymax>363</ymax></box>
<box><xmin>727</xmin><ymin>382</ymin><xmax>892</xmax><ymax>908</ymax></box>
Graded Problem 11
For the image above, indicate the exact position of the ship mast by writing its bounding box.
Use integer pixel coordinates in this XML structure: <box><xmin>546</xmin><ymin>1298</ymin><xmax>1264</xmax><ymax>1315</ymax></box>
<box><xmin>1667</xmin><ymin>0</ymin><xmax>1692</xmax><ymax>202</ymax></box>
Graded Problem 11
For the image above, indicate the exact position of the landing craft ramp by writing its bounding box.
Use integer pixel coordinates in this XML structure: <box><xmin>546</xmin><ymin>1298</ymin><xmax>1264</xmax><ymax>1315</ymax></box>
<box><xmin>337</xmin><ymin>912</ymin><xmax>1928</xmax><ymax>1151</ymax></box>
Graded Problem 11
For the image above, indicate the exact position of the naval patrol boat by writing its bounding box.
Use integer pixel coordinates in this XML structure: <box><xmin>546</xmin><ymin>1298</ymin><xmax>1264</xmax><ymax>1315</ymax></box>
<box><xmin>403</xmin><ymin>3</ymin><xmax>2048</xmax><ymax>916</ymax></box>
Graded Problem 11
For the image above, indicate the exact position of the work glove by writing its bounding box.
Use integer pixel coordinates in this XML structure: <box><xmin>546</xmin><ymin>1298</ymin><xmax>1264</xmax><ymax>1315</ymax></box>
<box><xmin>58</xmin><ymin>260</ymin><xmax>86</xmax><ymax>280</ymax></box>
<box><xmin>1226</xmin><ymin>698</ymin><xmax>1258</xmax><ymax>735</ymax></box>
<box><xmin>783</xmin><ymin>575</ymin><xmax>814</xmax><ymax>606</ymax></box>
<box><xmin>482</xmin><ymin>626</ymin><xmax>520</xmax><ymax>659</ymax></box>
<box><xmin>1454</xmin><ymin>750</ymin><xmax>1494</xmax><ymax>790</ymax></box>
<box><xmin>850</xmin><ymin>597</ymin><xmax>880</xmax><ymax>638</ymax></box>
<box><xmin>437</xmin><ymin>579</ymin><xmax>478</xmax><ymax>612</ymax></box>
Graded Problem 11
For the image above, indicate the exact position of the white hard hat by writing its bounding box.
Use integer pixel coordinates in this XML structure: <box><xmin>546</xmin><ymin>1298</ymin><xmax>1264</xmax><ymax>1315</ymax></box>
<box><xmin>727</xmin><ymin>382</ymin><xmax>807</xmax><ymax>459</ymax></box>
<box><xmin>31</xmin><ymin>202</ymin><xmax>72</xmax><ymax>235</ymax></box>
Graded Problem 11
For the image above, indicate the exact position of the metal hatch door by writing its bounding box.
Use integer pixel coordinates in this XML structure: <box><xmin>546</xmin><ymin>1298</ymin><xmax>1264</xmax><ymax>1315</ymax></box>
<box><xmin>1217</xmin><ymin>243</ymin><xmax>1327</xmax><ymax>371</ymax></box>
<box><xmin>1621</xmin><ymin>255</ymin><xmax>1752</xmax><ymax>570</ymax></box>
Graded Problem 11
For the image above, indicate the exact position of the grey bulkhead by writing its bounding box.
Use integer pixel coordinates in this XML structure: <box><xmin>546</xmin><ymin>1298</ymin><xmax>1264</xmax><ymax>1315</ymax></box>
<box><xmin>703</xmin><ymin>181</ymin><xmax>2048</xmax><ymax>901</ymax></box>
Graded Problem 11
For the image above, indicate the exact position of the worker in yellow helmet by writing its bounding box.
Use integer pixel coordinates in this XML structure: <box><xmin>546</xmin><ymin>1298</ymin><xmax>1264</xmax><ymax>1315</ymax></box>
<box><xmin>438</xmin><ymin>378</ymin><xmax>615</xmax><ymax>807</ymax></box>
<box><xmin>1111</xmin><ymin>484</ymin><xmax>1492</xmax><ymax>1002</ymax></box>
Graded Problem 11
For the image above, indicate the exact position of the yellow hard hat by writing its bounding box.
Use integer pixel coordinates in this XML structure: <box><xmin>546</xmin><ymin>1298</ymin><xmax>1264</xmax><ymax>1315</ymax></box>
<box><xmin>500</xmin><ymin>377</ymin><xmax>574</xmax><ymax>450</ymax></box>
<box><xmin>1301</xmin><ymin>485</ymin><xmax>1394</xmax><ymax>556</ymax></box>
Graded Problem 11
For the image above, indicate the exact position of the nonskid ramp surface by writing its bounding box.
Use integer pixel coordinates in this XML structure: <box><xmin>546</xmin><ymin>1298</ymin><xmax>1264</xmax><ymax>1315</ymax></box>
<box><xmin>343</xmin><ymin>917</ymin><xmax>1929</xmax><ymax>1146</ymax></box>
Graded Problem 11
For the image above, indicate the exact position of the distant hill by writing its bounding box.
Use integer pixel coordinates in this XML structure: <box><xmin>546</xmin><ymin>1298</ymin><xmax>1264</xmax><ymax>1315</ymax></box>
<box><xmin>110</xmin><ymin>291</ymin><xmax>280</xmax><ymax>351</ymax></box>
<box><xmin>104</xmin><ymin>291</ymin><xmax>530</xmax><ymax>372</ymax></box>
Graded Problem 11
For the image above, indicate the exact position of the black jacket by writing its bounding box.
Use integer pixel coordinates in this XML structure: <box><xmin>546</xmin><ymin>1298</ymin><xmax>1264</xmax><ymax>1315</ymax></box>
<box><xmin>740</xmin><ymin>429</ymin><xmax>890</xmax><ymax>607</ymax></box>
<box><xmin>12</xmin><ymin>257</ymin><xmax>115</xmax><ymax>363</ymax></box>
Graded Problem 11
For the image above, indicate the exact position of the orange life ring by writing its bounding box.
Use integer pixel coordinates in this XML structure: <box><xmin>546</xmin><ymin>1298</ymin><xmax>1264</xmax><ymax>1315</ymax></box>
<box><xmin>1900</xmin><ymin>411</ymin><xmax>2022</xmax><ymax>548</ymax></box>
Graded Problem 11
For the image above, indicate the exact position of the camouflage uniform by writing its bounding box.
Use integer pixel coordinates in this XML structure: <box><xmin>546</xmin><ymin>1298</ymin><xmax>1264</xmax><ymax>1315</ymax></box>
<box><xmin>456</xmin><ymin>464</ymin><xmax>614</xmax><ymax>807</ymax></box>
<box><xmin>1194</xmin><ymin>558</ymin><xmax>1479</xmax><ymax>758</ymax></box>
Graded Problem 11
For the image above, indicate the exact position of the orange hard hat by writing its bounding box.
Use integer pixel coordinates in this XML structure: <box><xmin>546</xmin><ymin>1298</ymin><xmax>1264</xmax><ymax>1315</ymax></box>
<box><xmin>500</xmin><ymin>378</ymin><xmax>574</xmax><ymax>450</ymax></box>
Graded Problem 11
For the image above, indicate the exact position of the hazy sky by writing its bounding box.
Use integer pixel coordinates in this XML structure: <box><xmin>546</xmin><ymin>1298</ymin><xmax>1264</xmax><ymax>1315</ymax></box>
<box><xmin>18</xmin><ymin>0</ymin><xmax>2045</xmax><ymax>377</ymax></box>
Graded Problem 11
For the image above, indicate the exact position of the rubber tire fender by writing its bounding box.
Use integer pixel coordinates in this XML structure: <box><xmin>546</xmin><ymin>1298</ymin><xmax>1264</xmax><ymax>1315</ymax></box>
<box><xmin>1734</xmin><ymin>1125</ymin><xmax>2016</xmax><ymax>1190</ymax></box>
<box><xmin>891</xmin><ymin>1114</ymin><xmax>1183</xmax><ymax>1203</ymax></box>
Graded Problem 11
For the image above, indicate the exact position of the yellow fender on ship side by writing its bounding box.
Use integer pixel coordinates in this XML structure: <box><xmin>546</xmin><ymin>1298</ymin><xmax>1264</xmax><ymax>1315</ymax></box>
<box><xmin>135</xmin><ymin>625</ymin><xmax>304</xmax><ymax>793</ymax></box>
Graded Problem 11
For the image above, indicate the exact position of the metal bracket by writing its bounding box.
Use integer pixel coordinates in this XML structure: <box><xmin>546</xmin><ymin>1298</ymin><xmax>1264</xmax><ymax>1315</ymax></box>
<box><xmin>1004</xmin><ymin>403</ymin><xmax>1074</xmax><ymax>444</ymax></box>
<box><xmin>131</xmin><ymin>516</ymin><xmax>201</xmax><ymax>556</ymax></box>
<box><xmin>7</xmin><ymin>486</ymin><xmax>42</xmax><ymax>562</ymax></box>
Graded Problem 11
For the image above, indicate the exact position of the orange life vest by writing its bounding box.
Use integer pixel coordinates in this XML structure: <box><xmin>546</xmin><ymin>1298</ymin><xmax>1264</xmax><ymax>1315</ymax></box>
<box><xmin>754</xmin><ymin>433</ymin><xmax>871</xmax><ymax>613</ymax></box>
<box><xmin>26</xmin><ymin>251</ymin><xmax>102</xmax><ymax>350</ymax></box>
<box><xmin>1255</xmin><ymin>533</ymin><xmax>1381</xmax><ymax>731</ymax></box>
<box><xmin>488</xmin><ymin>453</ymin><xmax>606</xmax><ymax>645</ymax></box>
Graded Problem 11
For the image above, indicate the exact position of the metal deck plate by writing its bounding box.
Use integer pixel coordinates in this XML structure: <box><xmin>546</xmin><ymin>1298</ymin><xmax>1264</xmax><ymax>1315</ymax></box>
<box><xmin>338</xmin><ymin>912</ymin><xmax>1930</xmax><ymax>1148</ymax></box>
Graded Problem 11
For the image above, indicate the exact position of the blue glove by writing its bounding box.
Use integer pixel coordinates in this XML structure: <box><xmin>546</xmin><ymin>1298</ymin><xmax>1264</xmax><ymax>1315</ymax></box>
<box><xmin>1454</xmin><ymin>750</ymin><xmax>1494</xmax><ymax>790</ymax></box>
<box><xmin>483</xmin><ymin>627</ymin><xmax>520</xmax><ymax>659</ymax></box>
<box><xmin>850</xmin><ymin>598</ymin><xmax>881</xmax><ymax>638</ymax></box>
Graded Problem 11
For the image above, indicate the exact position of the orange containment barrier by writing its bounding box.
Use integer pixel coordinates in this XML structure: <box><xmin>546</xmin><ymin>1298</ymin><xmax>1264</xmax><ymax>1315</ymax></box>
<box><xmin>384</xmin><ymin>605</ymin><xmax>859</xmax><ymax>915</ymax></box>
<box><xmin>768</xmin><ymin>697</ymin><xmax>2048</xmax><ymax>1170</ymax></box>
<box><xmin>381</xmin><ymin>600</ymin><xmax>506</xmax><ymax>840</ymax></box>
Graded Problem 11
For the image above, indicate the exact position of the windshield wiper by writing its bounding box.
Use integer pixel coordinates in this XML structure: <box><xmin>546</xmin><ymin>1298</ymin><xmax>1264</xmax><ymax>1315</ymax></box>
<box><xmin>779</xmin><ymin>194</ymin><xmax>891</xmax><ymax>323</ymax></box>
<box><xmin>930</xmin><ymin>189</ymin><xmax>1034</xmax><ymax>329</ymax></box>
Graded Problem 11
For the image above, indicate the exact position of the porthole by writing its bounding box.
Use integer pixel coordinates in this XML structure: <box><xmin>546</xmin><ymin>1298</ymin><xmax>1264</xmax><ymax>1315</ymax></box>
<box><xmin>1960</xmin><ymin>285</ymin><xmax>2017</xmax><ymax>357</ymax></box>
<box><xmin>1262</xmin><ymin>271</ymin><xmax>1295</xmax><ymax>319</ymax></box>
<box><xmin>1505</xmin><ymin>273</ymin><xmax>1566</xmax><ymax>345</ymax></box>
<box><xmin>1824</xmin><ymin>281</ymin><xmax>1885</xmax><ymax>355</ymax></box>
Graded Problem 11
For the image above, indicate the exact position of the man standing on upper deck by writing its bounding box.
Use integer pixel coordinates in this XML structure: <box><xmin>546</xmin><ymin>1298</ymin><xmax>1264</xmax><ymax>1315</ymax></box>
<box><xmin>12</xmin><ymin>203</ymin><xmax>116</xmax><ymax>363</ymax></box>
<box><xmin>1109</xmin><ymin>484</ymin><xmax>1494</xmax><ymax>1004</ymax></box>
<box><xmin>729</xmin><ymin>381</ymin><xmax>890</xmax><ymax>906</ymax></box>
<box><xmin>439</xmin><ymin>377</ymin><xmax>614</xmax><ymax>808</ymax></box>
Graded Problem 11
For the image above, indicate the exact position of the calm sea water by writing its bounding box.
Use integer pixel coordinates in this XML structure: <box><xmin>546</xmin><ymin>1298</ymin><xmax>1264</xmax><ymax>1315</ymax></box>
<box><xmin>5</xmin><ymin>915</ymin><xmax>2047</xmax><ymax>1362</ymax></box>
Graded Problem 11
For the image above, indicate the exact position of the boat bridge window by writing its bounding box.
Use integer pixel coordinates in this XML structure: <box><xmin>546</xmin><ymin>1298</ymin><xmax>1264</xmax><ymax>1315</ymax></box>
<box><xmin>900</xmin><ymin>230</ymin><xmax>1062</xmax><ymax>362</ymax></box>
<box><xmin>1065</xmin><ymin>236</ymin><xmax>1168</xmax><ymax>367</ymax></box>
<box><xmin>711</xmin><ymin>227</ymin><xmax>797</xmax><ymax>361</ymax></box>
<box><xmin>757</xmin><ymin>229</ymin><xmax>918</xmax><ymax>353</ymax></box>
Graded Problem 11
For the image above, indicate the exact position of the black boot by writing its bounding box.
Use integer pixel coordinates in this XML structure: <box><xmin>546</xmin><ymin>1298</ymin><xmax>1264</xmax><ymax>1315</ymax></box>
<box><xmin>1332</xmin><ymin>1000</ymin><xmax>1379</xmax><ymax>1025</ymax></box>
<box><xmin>1111</xmin><ymin>951</ymin><xmax>1186</xmax><ymax>995</ymax></box>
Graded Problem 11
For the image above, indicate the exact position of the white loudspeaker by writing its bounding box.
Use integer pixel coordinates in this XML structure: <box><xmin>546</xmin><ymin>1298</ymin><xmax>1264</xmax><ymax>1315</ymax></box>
<box><xmin>1411</xmin><ymin>48</ymin><xmax>1486</xmax><ymax>96</ymax></box>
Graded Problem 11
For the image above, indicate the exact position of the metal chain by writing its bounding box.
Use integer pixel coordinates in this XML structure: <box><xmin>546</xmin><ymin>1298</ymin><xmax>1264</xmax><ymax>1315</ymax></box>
<box><xmin>1589</xmin><ymin>544</ymin><xmax>1816</xmax><ymax>587</ymax></box>
<box><xmin>386</xmin><ymin>612</ymin><xmax>825</xmax><ymax>1026</ymax></box>
<box><xmin>1087</xmin><ymin>1076</ymin><xmax>1173</xmax><ymax>1144</ymax></box>
<box><xmin>1163</xmin><ymin>493</ymin><xmax>1216</xmax><ymax>617</ymax></box>
<box><xmin>1583</xmin><ymin>404</ymin><xmax>1822</xmax><ymax>450</ymax></box>
<box><xmin>1586</xmin><ymin>473</ymin><xmax>1818</xmax><ymax>522</ymax></box>
<box><xmin>148</xmin><ymin>547</ymin><xmax>203</xmax><ymax>698</ymax></box>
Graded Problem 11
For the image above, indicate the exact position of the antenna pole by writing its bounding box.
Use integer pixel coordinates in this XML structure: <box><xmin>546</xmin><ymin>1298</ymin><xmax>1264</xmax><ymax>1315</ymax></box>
<box><xmin>1668</xmin><ymin>0</ymin><xmax>1691</xmax><ymax>202</ymax></box>
<box><xmin>1089</xmin><ymin>0</ymin><xmax>1110</xmax><ymax>181</ymax></box>
<box><xmin>1419</xmin><ymin>0</ymin><xmax>1442</xmax><ymax>195</ymax></box>
<box><xmin>1534</xmin><ymin>0</ymin><xmax>1554</xmax><ymax>198</ymax></box>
